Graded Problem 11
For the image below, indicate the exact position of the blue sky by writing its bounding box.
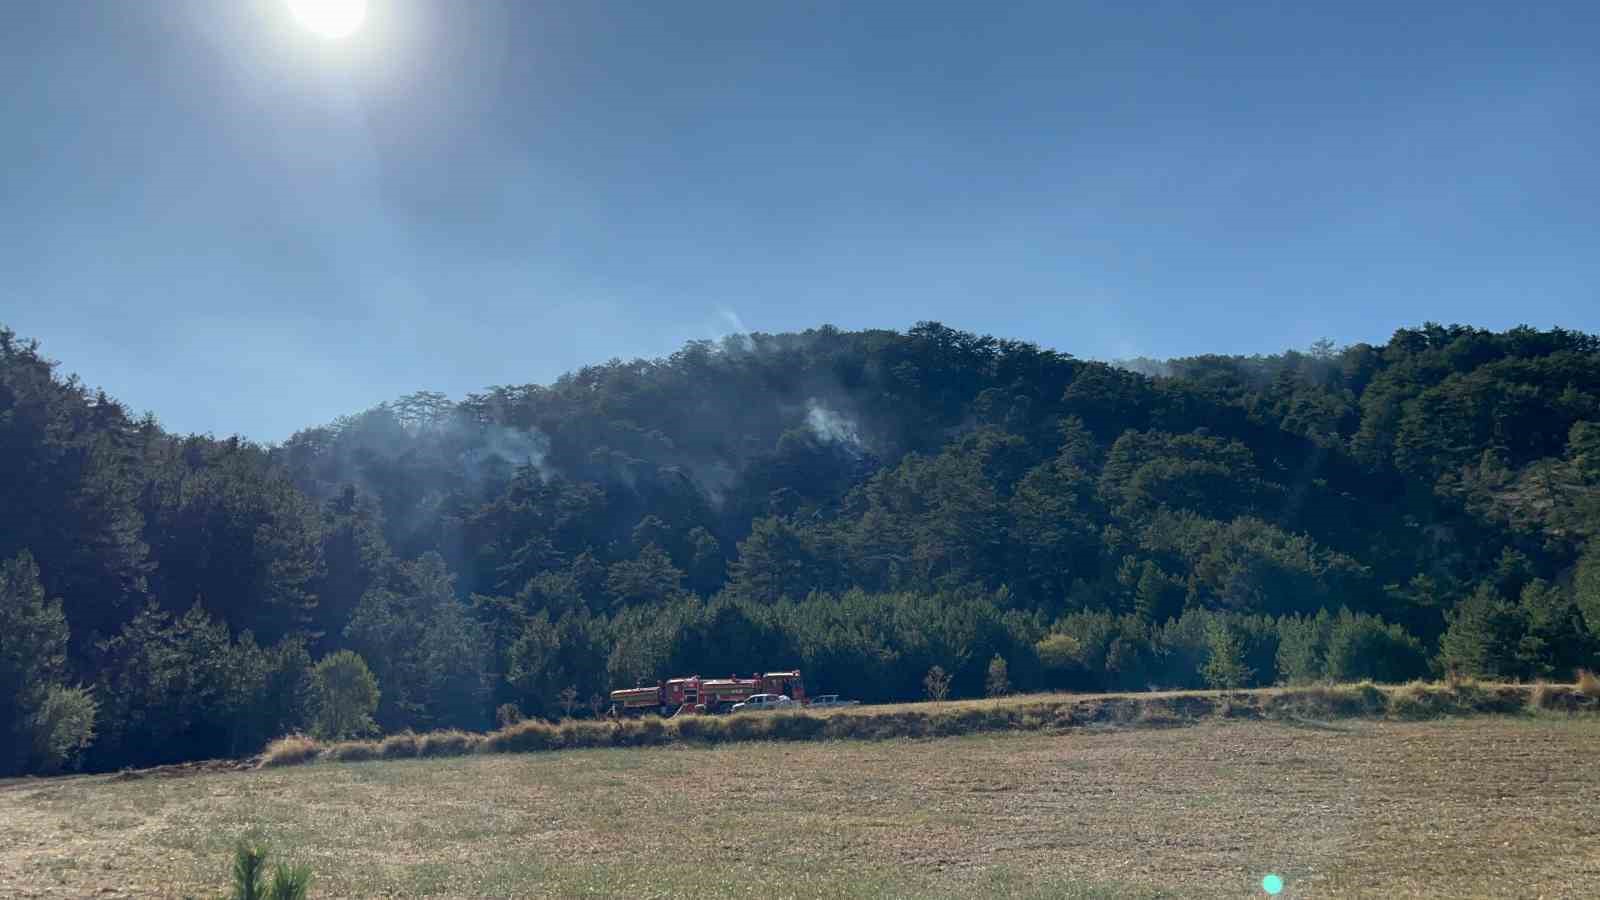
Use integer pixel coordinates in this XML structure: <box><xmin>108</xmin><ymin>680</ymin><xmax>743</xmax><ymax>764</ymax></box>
<box><xmin>3</xmin><ymin>1</ymin><xmax>1597</xmax><ymax>440</ymax></box>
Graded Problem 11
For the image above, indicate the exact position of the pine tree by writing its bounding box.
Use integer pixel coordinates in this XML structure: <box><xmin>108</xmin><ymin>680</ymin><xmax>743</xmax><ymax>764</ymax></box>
<box><xmin>923</xmin><ymin>665</ymin><xmax>951</xmax><ymax>702</ymax></box>
<box><xmin>0</xmin><ymin>551</ymin><xmax>80</xmax><ymax>774</ymax></box>
<box><xmin>985</xmin><ymin>655</ymin><xmax>1011</xmax><ymax>697</ymax></box>
<box><xmin>1437</xmin><ymin>585</ymin><xmax>1524</xmax><ymax>679</ymax></box>
<box><xmin>1133</xmin><ymin>562</ymin><xmax>1177</xmax><ymax>625</ymax></box>
<box><xmin>309</xmin><ymin>651</ymin><xmax>379</xmax><ymax>740</ymax></box>
<box><xmin>1202</xmin><ymin>620</ymin><xmax>1254</xmax><ymax>689</ymax></box>
<box><xmin>1577</xmin><ymin>542</ymin><xmax>1600</xmax><ymax>641</ymax></box>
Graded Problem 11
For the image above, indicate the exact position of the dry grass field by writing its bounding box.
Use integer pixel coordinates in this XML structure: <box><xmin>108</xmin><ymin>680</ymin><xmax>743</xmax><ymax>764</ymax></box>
<box><xmin>3</xmin><ymin>714</ymin><xmax>1599</xmax><ymax>898</ymax></box>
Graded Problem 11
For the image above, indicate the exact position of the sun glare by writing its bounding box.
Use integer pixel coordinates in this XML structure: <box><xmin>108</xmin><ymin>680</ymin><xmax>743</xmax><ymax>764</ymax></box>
<box><xmin>286</xmin><ymin>0</ymin><xmax>368</xmax><ymax>39</ymax></box>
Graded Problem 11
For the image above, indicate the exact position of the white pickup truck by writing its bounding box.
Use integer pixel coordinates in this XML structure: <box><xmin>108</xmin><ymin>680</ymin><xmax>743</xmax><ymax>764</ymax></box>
<box><xmin>729</xmin><ymin>693</ymin><xmax>794</xmax><ymax>713</ymax></box>
<box><xmin>805</xmin><ymin>694</ymin><xmax>860</xmax><ymax>710</ymax></box>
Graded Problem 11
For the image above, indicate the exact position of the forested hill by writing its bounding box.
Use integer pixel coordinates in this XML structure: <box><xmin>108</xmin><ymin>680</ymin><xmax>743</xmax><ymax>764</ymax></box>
<box><xmin>5</xmin><ymin>321</ymin><xmax>1600</xmax><ymax>774</ymax></box>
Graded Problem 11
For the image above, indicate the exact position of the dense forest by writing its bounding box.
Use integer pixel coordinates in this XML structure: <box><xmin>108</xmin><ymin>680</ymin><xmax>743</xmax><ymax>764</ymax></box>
<box><xmin>4</xmin><ymin>320</ymin><xmax>1600</xmax><ymax>774</ymax></box>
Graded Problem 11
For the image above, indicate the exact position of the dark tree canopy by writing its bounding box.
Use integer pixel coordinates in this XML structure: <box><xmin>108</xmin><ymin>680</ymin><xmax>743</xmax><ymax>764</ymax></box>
<box><xmin>3</xmin><ymin>320</ymin><xmax>1599</xmax><ymax>774</ymax></box>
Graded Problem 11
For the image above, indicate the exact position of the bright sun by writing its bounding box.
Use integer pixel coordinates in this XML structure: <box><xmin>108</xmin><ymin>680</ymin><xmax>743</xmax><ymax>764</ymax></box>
<box><xmin>286</xmin><ymin>0</ymin><xmax>368</xmax><ymax>39</ymax></box>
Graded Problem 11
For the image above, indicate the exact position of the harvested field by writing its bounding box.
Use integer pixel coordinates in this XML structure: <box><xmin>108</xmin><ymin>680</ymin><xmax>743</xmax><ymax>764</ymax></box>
<box><xmin>3</xmin><ymin>715</ymin><xmax>1599</xmax><ymax>898</ymax></box>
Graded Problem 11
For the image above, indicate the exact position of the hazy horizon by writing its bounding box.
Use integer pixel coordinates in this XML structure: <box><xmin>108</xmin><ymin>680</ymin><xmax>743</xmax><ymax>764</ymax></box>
<box><xmin>8</xmin><ymin>316</ymin><xmax>1571</xmax><ymax>445</ymax></box>
<box><xmin>5</xmin><ymin>1</ymin><xmax>1597</xmax><ymax>440</ymax></box>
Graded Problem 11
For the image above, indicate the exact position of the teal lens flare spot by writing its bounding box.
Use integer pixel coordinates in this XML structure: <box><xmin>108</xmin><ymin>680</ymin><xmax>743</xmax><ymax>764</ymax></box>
<box><xmin>1262</xmin><ymin>874</ymin><xmax>1284</xmax><ymax>895</ymax></box>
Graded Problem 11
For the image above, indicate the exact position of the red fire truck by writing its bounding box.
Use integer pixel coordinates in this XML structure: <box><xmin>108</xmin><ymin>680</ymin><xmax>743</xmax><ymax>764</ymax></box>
<box><xmin>609</xmin><ymin>670</ymin><xmax>807</xmax><ymax>717</ymax></box>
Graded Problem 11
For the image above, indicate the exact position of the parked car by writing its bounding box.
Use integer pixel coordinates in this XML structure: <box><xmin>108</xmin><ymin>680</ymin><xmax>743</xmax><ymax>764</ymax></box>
<box><xmin>730</xmin><ymin>693</ymin><xmax>794</xmax><ymax>712</ymax></box>
<box><xmin>805</xmin><ymin>694</ymin><xmax>860</xmax><ymax>710</ymax></box>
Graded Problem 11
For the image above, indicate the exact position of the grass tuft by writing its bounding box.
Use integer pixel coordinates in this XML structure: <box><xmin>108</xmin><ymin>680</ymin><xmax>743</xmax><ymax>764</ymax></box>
<box><xmin>628</xmin><ymin>716</ymin><xmax>669</xmax><ymax>747</ymax></box>
<box><xmin>226</xmin><ymin>833</ymin><xmax>312</xmax><ymax>900</ymax></box>
<box><xmin>556</xmin><ymin>720</ymin><xmax>614</xmax><ymax>750</ymax></box>
<box><xmin>672</xmin><ymin>714</ymin><xmax>715</xmax><ymax>743</ymax></box>
<box><xmin>268</xmin><ymin>861</ymin><xmax>313</xmax><ymax>900</ymax></box>
<box><xmin>1529</xmin><ymin>681</ymin><xmax>1558</xmax><ymax>711</ymax></box>
<box><xmin>321</xmin><ymin>741</ymin><xmax>381</xmax><ymax>763</ymax></box>
<box><xmin>1266</xmin><ymin>683</ymin><xmax>1387</xmax><ymax>720</ymax></box>
<box><xmin>417</xmin><ymin>729</ymin><xmax>481</xmax><ymax>758</ymax></box>
<box><xmin>1385</xmin><ymin>680</ymin><xmax>1524</xmax><ymax>720</ymax></box>
<box><xmin>768</xmin><ymin>711</ymin><xmax>828</xmax><ymax>741</ymax></box>
<box><xmin>231</xmin><ymin>835</ymin><xmax>269</xmax><ymax>899</ymax></box>
<box><xmin>379</xmin><ymin>731</ymin><xmax>420</xmax><ymax>759</ymax></box>
<box><xmin>1387</xmin><ymin>681</ymin><xmax>1455</xmax><ymax>719</ymax></box>
<box><xmin>259</xmin><ymin>734</ymin><xmax>320</xmax><ymax>769</ymax></box>
<box><xmin>480</xmin><ymin>718</ymin><xmax>560</xmax><ymax>754</ymax></box>
<box><xmin>1529</xmin><ymin>675</ymin><xmax>1599</xmax><ymax>714</ymax></box>
<box><xmin>1578</xmin><ymin>669</ymin><xmax>1600</xmax><ymax>700</ymax></box>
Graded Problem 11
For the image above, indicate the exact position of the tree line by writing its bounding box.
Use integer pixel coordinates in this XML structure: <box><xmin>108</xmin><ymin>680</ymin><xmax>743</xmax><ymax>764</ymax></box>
<box><xmin>3</xmin><ymin>320</ymin><xmax>1599</xmax><ymax>774</ymax></box>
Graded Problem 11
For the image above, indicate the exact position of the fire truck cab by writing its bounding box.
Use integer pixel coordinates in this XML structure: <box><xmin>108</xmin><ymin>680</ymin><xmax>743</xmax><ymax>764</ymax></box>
<box><xmin>761</xmin><ymin>670</ymin><xmax>806</xmax><ymax>703</ymax></box>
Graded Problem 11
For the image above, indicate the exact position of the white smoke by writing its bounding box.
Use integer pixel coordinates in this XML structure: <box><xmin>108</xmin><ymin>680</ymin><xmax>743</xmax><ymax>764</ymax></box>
<box><xmin>1109</xmin><ymin>357</ymin><xmax>1173</xmax><ymax>378</ymax></box>
<box><xmin>688</xmin><ymin>460</ymin><xmax>740</xmax><ymax>509</ymax></box>
<box><xmin>461</xmin><ymin>425</ymin><xmax>552</xmax><ymax>483</ymax></box>
<box><xmin>805</xmin><ymin>400</ymin><xmax>863</xmax><ymax>452</ymax></box>
<box><xmin>715</xmin><ymin>307</ymin><xmax>756</xmax><ymax>353</ymax></box>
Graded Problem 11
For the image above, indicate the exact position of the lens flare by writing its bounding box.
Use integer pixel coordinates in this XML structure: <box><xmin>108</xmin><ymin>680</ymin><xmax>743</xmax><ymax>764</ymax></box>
<box><xmin>1262</xmin><ymin>873</ymin><xmax>1285</xmax><ymax>895</ymax></box>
